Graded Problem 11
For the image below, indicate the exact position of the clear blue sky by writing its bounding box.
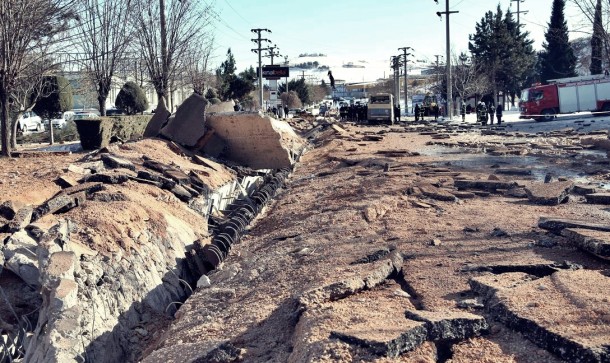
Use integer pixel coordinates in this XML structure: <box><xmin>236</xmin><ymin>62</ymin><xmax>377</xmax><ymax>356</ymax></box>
<box><xmin>207</xmin><ymin>0</ymin><xmax>587</xmax><ymax>82</ymax></box>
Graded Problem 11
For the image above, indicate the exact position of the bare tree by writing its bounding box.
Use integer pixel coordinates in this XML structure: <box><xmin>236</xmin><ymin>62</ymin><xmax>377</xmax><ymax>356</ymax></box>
<box><xmin>75</xmin><ymin>0</ymin><xmax>133</xmax><ymax>116</ymax></box>
<box><xmin>0</xmin><ymin>0</ymin><xmax>75</xmax><ymax>156</ymax></box>
<box><xmin>184</xmin><ymin>36</ymin><xmax>215</xmax><ymax>95</ymax></box>
<box><xmin>452</xmin><ymin>52</ymin><xmax>488</xmax><ymax>105</ymax></box>
<box><xmin>570</xmin><ymin>0</ymin><xmax>610</xmax><ymax>67</ymax></box>
<box><xmin>132</xmin><ymin>0</ymin><xmax>213</xmax><ymax>111</ymax></box>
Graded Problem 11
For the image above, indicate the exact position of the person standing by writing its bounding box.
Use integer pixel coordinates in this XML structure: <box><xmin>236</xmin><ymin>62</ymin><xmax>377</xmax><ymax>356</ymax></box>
<box><xmin>414</xmin><ymin>104</ymin><xmax>420</xmax><ymax>122</ymax></box>
<box><xmin>433</xmin><ymin>104</ymin><xmax>439</xmax><ymax>121</ymax></box>
<box><xmin>496</xmin><ymin>103</ymin><xmax>503</xmax><ymax>124</ymax></box>
<box><xmin>489</xmin><ymin>102</ymin><xmax>495</xmax><ymax>124</ymax></box>
<box><xmin>460</xmin><ymin>102</ymin><xmax>466</xmax><ymax>122</ymax></box>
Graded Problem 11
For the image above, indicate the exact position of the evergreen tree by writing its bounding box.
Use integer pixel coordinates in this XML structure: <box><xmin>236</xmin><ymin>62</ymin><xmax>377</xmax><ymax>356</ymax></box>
<box><xmin>469</xmin><ymin>6</ymin><xmax>535</xmax><ymax>104</ymax></box>
<box><xmin>216</xmin><ymin>48</ymin><xmax>237</xmax><ymax>100</ymax></box>
<box><xmin>540</xmin><ymin>0</ymin><xmax>576</xmax><ymax>82</ymax></box>
<box><xmin>33</xmin><ymin>76</ymin><xmax>73</xmax><ymax>119</ymax></box>
<box><xmin>279</xmin><ymin>78</ymin><xmax>310</xmax><ymax>105</ymax></box>
<box><xmin>115</xmin><ymin>82</ymin><xmax>148</xmax><ymax>115</ymax></box>
<box><xmin>590</xmin><ymin>0</ymin><xmax>604</xmax><ymax>75</ymax></box>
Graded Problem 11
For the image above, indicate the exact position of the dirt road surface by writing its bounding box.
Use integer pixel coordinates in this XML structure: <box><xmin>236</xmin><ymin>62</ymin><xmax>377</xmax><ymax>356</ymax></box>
<box><xmin>143</xmin><ymin>116</ymin><xmax>610</xmax><ymax>363</ymax></box>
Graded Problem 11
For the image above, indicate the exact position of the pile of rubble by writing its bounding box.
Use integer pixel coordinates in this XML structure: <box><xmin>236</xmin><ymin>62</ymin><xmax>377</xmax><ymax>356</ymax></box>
<box><xmin>0</xmin><ymin>93</ymin><xmax>306</xmax><ymax>363</ymax></box>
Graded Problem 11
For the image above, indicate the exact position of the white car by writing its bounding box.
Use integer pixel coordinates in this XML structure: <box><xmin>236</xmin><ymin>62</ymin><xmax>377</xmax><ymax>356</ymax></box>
<box><xmin>18</xmin><ymin>111</ymin><xmax>43</xmax><ymax>132</ymax></box>
<box><xmin>49</xmin><ymin>111</ymin><xmax>75</xmax><ymax>129</ymax></box>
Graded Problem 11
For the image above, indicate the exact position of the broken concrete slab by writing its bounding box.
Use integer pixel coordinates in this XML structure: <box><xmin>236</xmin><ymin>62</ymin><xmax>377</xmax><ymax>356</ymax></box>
<box><xmin>143</xmin><ymin>101</ymin><xmax>171</xmax><ymax>137</ymax></box>
<box><xmin>85</xmin><ymin>172</ymin><xmax>130</xmax><ymax>185</ymax></box>
<box><xmin>561</xmin><ymin>228</ymin><xmax>610</xmax><ymax>259</ymax></box>
<box><xmin>0</xmin><ymin>200</ymin><xmax>24</xmax><ymax>220</ymax></box>
<box><xmin>495</xmin><ymin>168</ymin><xmax>532</xmax><ymax>176</ymax></box>
<box><xmin>298</xmin><ymin>251</ymin><xmax>403</xmax><ymax>307</ymax></box>
<box><xmin>473</xmin><ymin>269</ymin><xmax>610</xmax><ymax>363</ymax></box>
<box><xmin>573</xmin><ymin>184</ymin><xmax>597</xmax><ymax>195</ymax></box>
<box><xmin>404</xmin><ymin>309</ymin><xmax>488</xmax><ymax>342</ymax></box>
<box><xmin>55</xmin><ymin>175</ymin><xmax>79</xmax><ymax>188</ymax></box>
<box><xmin>453</xmin><ymin>179</ymin><xmax>518</xmax><ymax>192</ymax></box>
<box><xmin>205</xmin><ymin>112</ymin><xmax>305</xmax><ymax>170</ymax></box>
<box><xmin>330</xmin><ymin>318</ymin><xmax>428</xmax><ymax>358</ymax></box>
<box><xmin>525</xmin><ymin>181</ymin><xmax>573</xmax><ymax>205</ymax></box>
<box><xmin>32</xmin><ymin>194</ymin><xmax>74</xmax><ymax>221</ymax></box>
<box><xmin>538</xmin><ymin>216</ymin><xmax>610</xmax><ymax>234</ymax></box>
<box><xmin>160</xmin><ymin>93</ymin><xmax>208</xmax><ymax>147</ymax></box>
<box><xmin>101</xmin><ymin>154</ymin><xmax>136</xmax><ymax>171</ymax></box>
<box><xmin>137</xmin><ymin>170</ymin><xmax>176</xmax><ymax>189</ymax></box>
<box><xmin>417</xmin><ymin>183</ymin><xmax>457</xmax><ymax>202</ymax></box>
<box><xmin>585</xmin><ymin>192</ymin><xmax>610</xmax><ymax>204</ymax></box>
<box><xmin>451</xmin><ymin>191</ymin><xmax>476</xmax><ymax>199</ymax></box>
<box><xmin>56</xmin><ymin>182</ymin><xmax>104</xmax><ymax>197</ymax></box>
<box><xmin>163</xmin><ymin>168</ymin><xmax>191</xmax><ymax>185</ymax></box>
<box><xmin>207</xmin><ymin>100</ymin><xmax>235</xmax><ymax>113</ymax></box>
<box><xmin>7</xmin><ymin>206</ymin><xmax>33</xmax><ymax>232</ymax></box>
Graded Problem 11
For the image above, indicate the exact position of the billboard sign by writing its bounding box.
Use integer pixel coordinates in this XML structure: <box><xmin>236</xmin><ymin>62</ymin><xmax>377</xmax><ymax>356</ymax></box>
<box><xmin>258</xmin><ymin>66</ymin><xmax>289</xmax><ymax>79</ymax></box>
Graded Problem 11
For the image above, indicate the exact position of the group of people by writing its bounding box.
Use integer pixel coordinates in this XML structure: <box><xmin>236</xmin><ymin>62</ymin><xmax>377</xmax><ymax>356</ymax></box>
<box><xmin>414</xmin><ymin>103</ymin><xmax>440</xmax><ymax>122</ymax></box>
<box><xmin>338</xmin><ymin>103</ymin><xmax>368</xmax><ymax>122</ymax></box>
<box><xmin>461</xmin><ymin>101</ymin><xmax>503</xmax><ymax>125</ymax></box>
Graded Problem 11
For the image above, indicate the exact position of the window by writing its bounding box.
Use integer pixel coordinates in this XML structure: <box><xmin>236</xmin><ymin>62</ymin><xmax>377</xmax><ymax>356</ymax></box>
<box><xmin>530</xmin><ymin>90</ymin><xmax>544</xmax><ymax>101</ymax></box>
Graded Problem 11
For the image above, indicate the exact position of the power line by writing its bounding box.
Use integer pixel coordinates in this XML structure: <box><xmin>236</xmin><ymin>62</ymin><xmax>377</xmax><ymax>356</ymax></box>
<box><xmin>223</xmin><ymin>0</ymin><xmax>253</xmax><ymax>27</ymax></box>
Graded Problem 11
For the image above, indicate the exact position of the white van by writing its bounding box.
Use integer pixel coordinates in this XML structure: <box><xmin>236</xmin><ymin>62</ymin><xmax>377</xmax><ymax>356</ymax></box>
<box><xmin>18</xmin><ymin>111</ymin><xmax>43</xmax><ymax>132</ymax></box>
<box><xmin>50</xmin><ymin>111</ymin><xmax>75</xmax><ymax>129</ymax></box>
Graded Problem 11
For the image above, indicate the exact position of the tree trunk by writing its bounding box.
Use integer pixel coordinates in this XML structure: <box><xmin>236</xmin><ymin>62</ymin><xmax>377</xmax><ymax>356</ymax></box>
<box><xmin>11</xmin><ymin>116</ymin><xmax>18</xmax><ymax>149</ymax></box>
<box><xmin>98</xmin><ymin>95</ymin><xmax>107</xmax><ymax>116</ymax></box>
<box><xmin>0</xmin><ymin>90</ymin><xmax>11</xmax><ymax>156</ymax></box>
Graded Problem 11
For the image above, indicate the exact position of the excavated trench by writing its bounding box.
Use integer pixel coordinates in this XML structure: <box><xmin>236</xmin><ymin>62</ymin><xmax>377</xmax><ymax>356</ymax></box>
<box><xmin>0</xmin><ymin>142</ymin><xmax>299</xmax><ymax>363</ymax></box>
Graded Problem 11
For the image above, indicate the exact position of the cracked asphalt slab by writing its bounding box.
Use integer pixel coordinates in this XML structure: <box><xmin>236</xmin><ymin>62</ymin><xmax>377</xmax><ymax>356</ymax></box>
<box><xmin>143</xmin><ymin>116</ymin><xmax>610</xmax><ymax>363</ymax></box>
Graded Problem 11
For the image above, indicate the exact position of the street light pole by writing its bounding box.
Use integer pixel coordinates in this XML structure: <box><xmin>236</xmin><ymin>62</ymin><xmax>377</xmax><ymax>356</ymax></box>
<box><xmin>435</xmin><ymin>0</ymin><xmax>458</xmax><ymax>119</ymax></box>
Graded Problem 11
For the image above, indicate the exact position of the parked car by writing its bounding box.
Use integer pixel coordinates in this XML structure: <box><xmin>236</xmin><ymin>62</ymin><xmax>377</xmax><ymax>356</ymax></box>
<box><xmin>72</xmin><ymin>110</ymin><xmax>100</xmax><ymax>120</ymax></box>
<box><xmin>18</xmin><ymin>111</ymin><xmax>43</xmax><ymax>132</ymax></box>
<box><xmin>105</xmin><ymin>108</ymin><xmax>124</xmax><ymax>116</ymax></box>
<box><xmin>49</xmin><ymin>111</ymin><xmax>75</xmax><ymax>129</ymax></box>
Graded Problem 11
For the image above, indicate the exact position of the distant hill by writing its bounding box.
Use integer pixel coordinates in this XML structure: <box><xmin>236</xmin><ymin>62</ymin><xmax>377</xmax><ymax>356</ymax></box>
<box><xmin>298</xmin><ymin>53</ymin><xmax>327</xmax><ymax>58</ymax></box>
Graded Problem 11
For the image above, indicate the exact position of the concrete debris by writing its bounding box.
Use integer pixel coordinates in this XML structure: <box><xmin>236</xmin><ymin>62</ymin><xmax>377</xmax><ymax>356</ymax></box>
<box><xmin>584</xmin><ymin>192</ymin><xmax>610</xmax><ymax>204</ymax></box>
<box><xmin>7</xmin><ymin>205</ymin><xmax>33</xmax><ymax>232</ymax></box>
<box><xmin>331</xmin><ymin>309</ymin><xmax>488</xmax><ymax>358</ymax></box>
<box><xmin>470</xmin><ymin>270</ymin><xmax>610</xmax><ymax>363</ymax></box>
<box><xmin>453</xmin><ymin>179</ymin><xmax>518</xmax><ymax>192</ymax></box>
<box><xmin>205</xmin><ymin>112</ymin><xmax>305</xmax><ymax>169</ymax></box>
<box><xmin>2</xmin><ymin>230</ymin><xmax>40</xmax><ymax>286</ymax></box>
<box><xmin>573</xmin><ymin>184</ymin><xmax>598</xmax><ymax>195</ymax></box>
<box><xmin>417</xmin><ymin>183</ymin><xmax>457</xmax><ymax>202</ymax></box>
<box><xmin>196</xmin><ymin>275</ymin><xmax>211</xmax><ymax>289</ymax></box>
<box><xmin>525</xmin><ymin>181</ymin><xmax>574</xmax><ymax>205</ymax></box>
<box><xmin>298</xmin><ymin>250</ymin><xmax>403</xmax><ymax>307</ymax></box>
<box><xmin>538</xmin><ymin>216</ymin><xmax>610</xmax><ymax>234</ymax></box>
<box><xmin>160</xmin><ymin>93</ymin><xmax>208</xmax><ymax>147</ymax></box>
<box><xmin>0</xmin><ymin>200</ymin><xmax>22</xmax><ymax>220</ymax></box>
<box><xmin>84</xmin><ymin>172</ymin><xmax>130</xmax><ymax>184</ymax></box>
<box><xmin>143</xmin><ymin>101</ymin><xmax>171</xmax><ymax>137</ymax></box>
<box><xmin>101</xmin><ymin>153</ymin><xmax>136</xmax><ymax>171</ymax></box>
<box><xmin>561</xmin><ymin>228</ymin><xmax>610</xmax><ymax>259</ymax></box>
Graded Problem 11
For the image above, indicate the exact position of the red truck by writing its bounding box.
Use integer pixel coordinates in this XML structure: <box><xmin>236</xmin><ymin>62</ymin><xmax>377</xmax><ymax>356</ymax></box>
<box><xmin>519</xmin><ymin>75</ymin><xmax>610</xmax><ymax>121</ymax></box>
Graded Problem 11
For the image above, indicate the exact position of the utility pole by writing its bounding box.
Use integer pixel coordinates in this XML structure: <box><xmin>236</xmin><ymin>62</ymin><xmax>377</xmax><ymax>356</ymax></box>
<box><xmin>390</xmin><ymin>56</ymin><xmax>402</xmax><ymax>109</ymax></box>
<box><xmin>434</xmin><ymin>54</ymin><xmax>443</xmax><ymax>87</ymax></box>
<box><xmin>251</xmin><ymin>28</ymin><xmax>271</xmax><ymax>110</ymax></box>
<box><xmin>435</xmin><ymin>0</ymin><xmax>458</xmax><ymax>119</ymax></box>
<box><xmin>398</xmin><ymin>46</ymin><xmax>413</xmax><ymax>115</ymax></box>
<box><xmin>263</xmin><ymin>44</ymin><xmax>281</xmax><ymax>65</ymax></box>
<box><xmin>510</xmin><ymin>0</ymin><xmax>527</xmax><ymax>26</ymax></box>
